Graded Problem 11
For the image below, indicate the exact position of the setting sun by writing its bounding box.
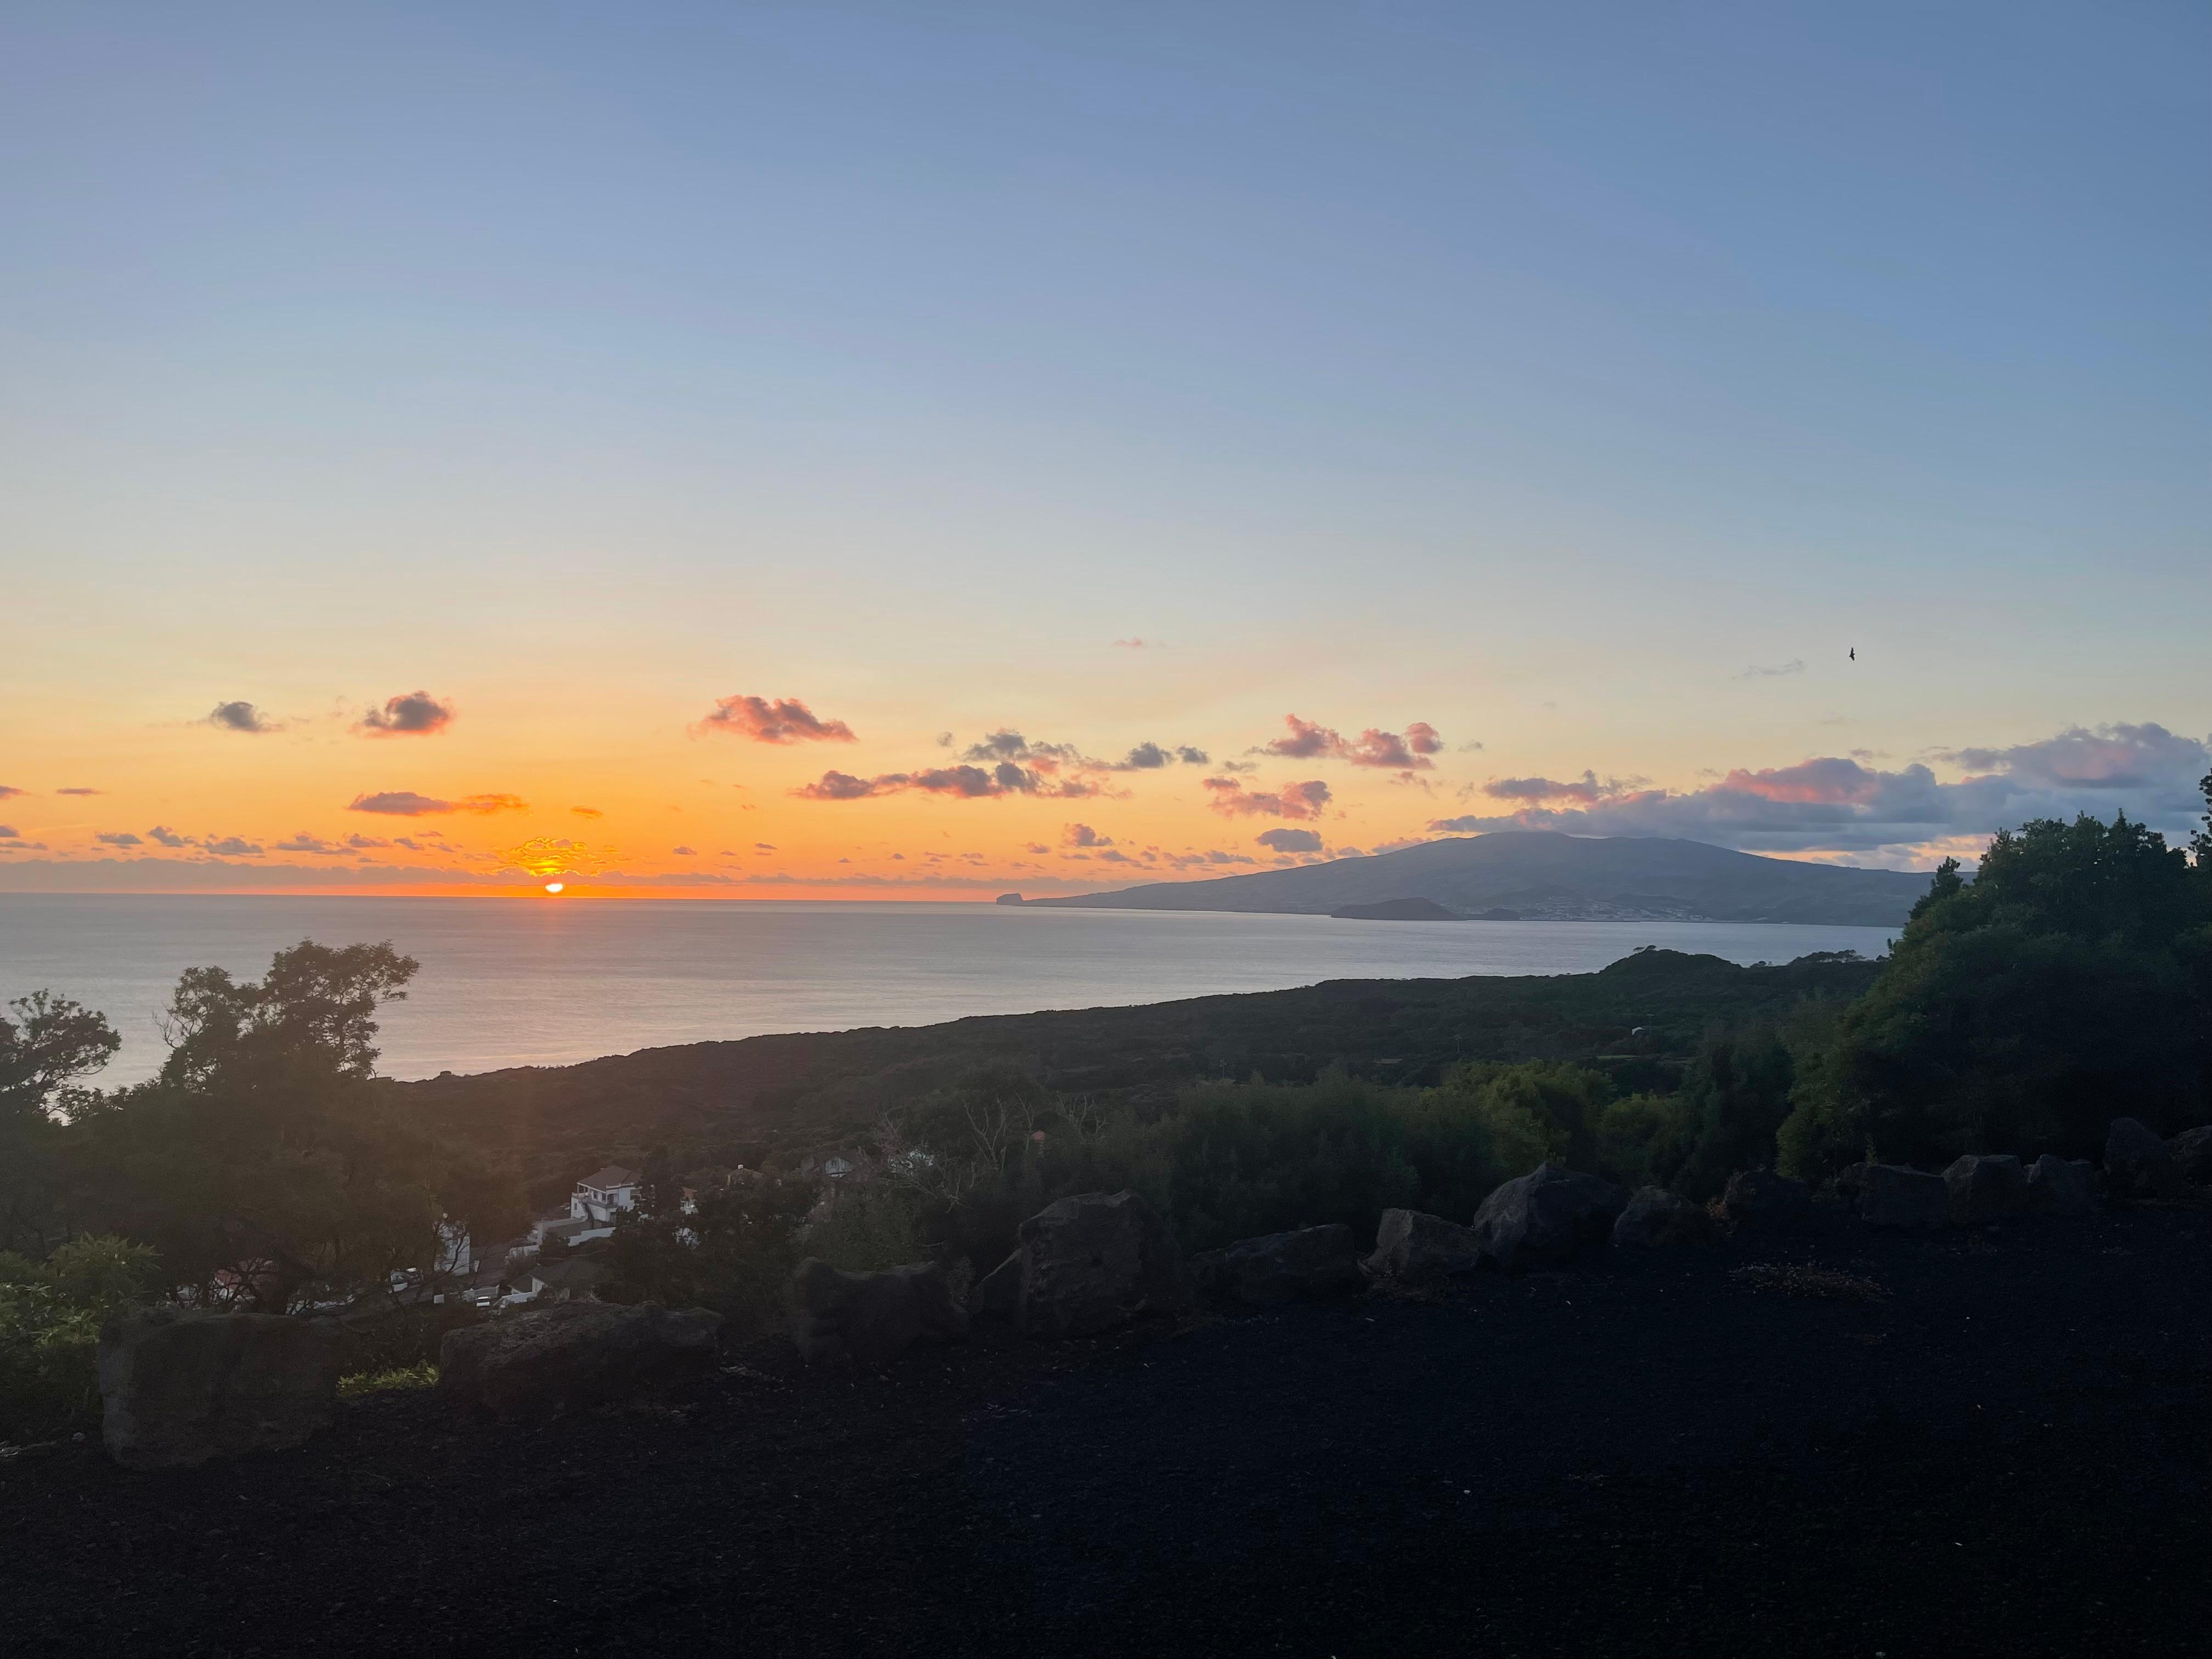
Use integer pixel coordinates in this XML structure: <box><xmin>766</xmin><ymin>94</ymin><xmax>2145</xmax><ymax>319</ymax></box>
<box><xmin>543</xmin><ymin>882</ymin><xmax>563</xmax><ymax>895</ymax></box>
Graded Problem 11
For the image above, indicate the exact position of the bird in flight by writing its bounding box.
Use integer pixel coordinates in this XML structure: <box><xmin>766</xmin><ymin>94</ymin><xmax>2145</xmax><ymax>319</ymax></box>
<box><xmin>1849</xmin><ymin>647</ymin><xmax>1856</xmax><ymax>661</ymax></box>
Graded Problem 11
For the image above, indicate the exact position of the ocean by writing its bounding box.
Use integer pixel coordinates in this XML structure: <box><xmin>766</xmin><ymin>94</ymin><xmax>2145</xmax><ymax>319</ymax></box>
<box><xmin>0</xmin><ymin>895</ymin><xmax>1899</xmax><ymax>1087</ymax></box>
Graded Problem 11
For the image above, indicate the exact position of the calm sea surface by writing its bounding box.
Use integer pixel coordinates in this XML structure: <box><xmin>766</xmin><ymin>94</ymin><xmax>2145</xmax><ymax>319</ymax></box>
<box><xmin>0</xmin><ymin>896</ymin><xmax>1899</xmax><ymax>1087</ymax></box>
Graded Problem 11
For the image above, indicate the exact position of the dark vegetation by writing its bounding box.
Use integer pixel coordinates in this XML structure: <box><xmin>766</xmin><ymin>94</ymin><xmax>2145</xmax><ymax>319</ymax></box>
<box><xmin>3</xmin><ymin>793</ymin><xmax>2209</xmax><ymax>1447</ymax></box>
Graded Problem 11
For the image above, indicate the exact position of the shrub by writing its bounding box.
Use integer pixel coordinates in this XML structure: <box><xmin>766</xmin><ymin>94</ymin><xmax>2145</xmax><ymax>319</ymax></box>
<box><xmin>0</xmin><ymin>1235</ymin><xmax>161</xmax><ymax>1443</ymax></box>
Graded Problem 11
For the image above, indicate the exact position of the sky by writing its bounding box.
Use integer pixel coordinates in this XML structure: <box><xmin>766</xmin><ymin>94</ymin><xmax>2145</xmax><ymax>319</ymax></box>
<box><xmin>2</xmin><ymin>2</ymin><xmax>2207</xmax><ymax>899</ymax></box>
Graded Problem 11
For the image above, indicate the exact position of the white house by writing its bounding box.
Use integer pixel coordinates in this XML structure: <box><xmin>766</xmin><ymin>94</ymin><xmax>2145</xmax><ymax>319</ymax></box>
<box><xmin>570</xmin><ymin>1165</ymin><xmax>644</xmax><ymax>1224</ymax></box>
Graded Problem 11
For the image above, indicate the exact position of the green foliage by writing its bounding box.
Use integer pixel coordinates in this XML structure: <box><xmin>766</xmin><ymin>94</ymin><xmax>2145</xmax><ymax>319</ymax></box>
<box><xmin>0</xmin><ymin>1235</ymin><xmax>161</xmax><ymax>1443</ymax></box>
<box><xmin>1779</xmin><ymin>812</ymin><xmax>2212</xmax><ymax>1177</ymax></box>
<box><xmin>337</xmin><ymin>1361</ymin><xmax>438</xmax><ymax>1398</ymax></box>
<box><xmin>602</xmin><ymin>1174</ymin><xmax>821</xmax><ymax>1336</ymax></box>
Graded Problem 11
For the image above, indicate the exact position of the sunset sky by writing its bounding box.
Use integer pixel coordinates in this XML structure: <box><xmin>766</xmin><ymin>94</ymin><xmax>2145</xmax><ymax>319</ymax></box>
<box><xmin>3</xmin><ymin>3</ymin><xmax>2207</xmax><ymax>899</ymax></box>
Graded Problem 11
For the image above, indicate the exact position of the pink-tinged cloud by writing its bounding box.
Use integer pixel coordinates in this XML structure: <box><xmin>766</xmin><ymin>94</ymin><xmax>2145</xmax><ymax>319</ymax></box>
<box><xmin>57</xmin><ymin>788</ymin><xmax>101</xmax><ymax>796</ymax></box>
<box><xmin>1259</xmin><ymin>715</ymin><xmax>1441</xmax><ymax>770</ymax></box>
<box><xmin>695</xmin><ymin>695</ymin><xmax>857</xmax><ymax>744</ymax></box>
<box><xmin>357</xmin><ymin>691</ymin><xmax>455</xmax><ymax>737</ymax></box>
<box><xmin>1428</xmin><ymin>721</ymin><xmax>2212</xmax><ymax>860</ymax></box>
<box><xmin>571</xmin><ymin>806</ymin><xmax>603</xmax><ymax>819</ymax></box>
<box><xmin>0</xmin><ymin>786</ymin><xmax>22</xmax><ymax>800</ymax></box>
<box><xmin>1063</xmin><ymin>823</ymin><xmax>1114</xmax><ymax>848</ymax></box>
<box><xmin>348</xmin><ymin>790</ymin><xmax>528</xmax><ymax>816</ymax></box>
<box><xmin>146</xmin><ymin>826</ymin><xmax>194</xmax><ymax>848</ymax></box>
<box><xmin>1255</xmin><ymin>827</ymin><xmax>1324</xmax><ymax>853</ymax></box>
<box><xmin>1203</xmin><ymin>776</ymin><xmax>1332</xmax><ymax>820</ymax></box>
<box><xmin>794</xmin><ymin>762</ymin><xmax>1103</xmax><ymax>801</ymax></box>
<box><xmin>1482</xmin><ymin>770</ymin><xmax>1641</xmax><ymax>804</ymax></box>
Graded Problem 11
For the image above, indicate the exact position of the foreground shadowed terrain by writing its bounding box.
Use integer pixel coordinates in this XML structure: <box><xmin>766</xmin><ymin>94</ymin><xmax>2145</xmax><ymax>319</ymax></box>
<box><xmin>5</xmin><ymin>1205</ymin><xmax>2204</xmax><ymax>1657</ymax></box>
<box><xmin>385</xmin><ymin>949</ymin><xmax>1882</xmax><ymax>1186</ymax></box>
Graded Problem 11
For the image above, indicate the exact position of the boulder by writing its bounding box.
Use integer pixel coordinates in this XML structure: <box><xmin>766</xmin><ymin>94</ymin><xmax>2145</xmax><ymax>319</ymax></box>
<box><xmin>1719</xmin><ymin>1169</ymin><xmax>1812</xmax><ymax>1227</ymax></box>
<box><xmin>1192</xmin><ymin>1225</ymin><xmax>1362</xmax><ymax>1305</ymax></box>
<box><xmin>2105</xmin><ymin>1118</ymin><xmax>2184</xmax><ymax>1201</ymax></box>
<box><xmin>789</xmin><ymin>1259</ymin><xmax>968</xmax><ymax>1366</ymax></box>
<box><xmin>1836</xmin><ymin>1162</ymin><xmax>1870</xmax><ymax>1197</ymax></box>
<box><xmin>969</xmin><ymin>1251</ymin><xmax>1023</xmax><ymax>1321</ymax></box>
<box><xmin>2168</xmin><ymin>1126</ymin><xmax>2212</xmax><ymax>1186</ymax></box>
<box><xmin>1469</xmin><ymin>1163</ymin><xmax>1627</xmax><ymax>1273</ymax></box>
<box><xmin>438</xmin><ymin>1301</ymin><xmax>721</xmax><ymax>1423</ymax></box>
<box><xmin>2024</xmin><ymin>1153</ymin><xmax>2097</xmax><ymax>1216</ymax></box>
<box><xmin>98</xmin><ymin>1309</ymin><xmax>339</xmax><ymax>1470</ymax></box>
<box><xmin>1943</xmin><ymin>1154</ymin><xmax>2027</xmax><ymax>1226</ymax></box>
<box><xmin>1612</xmin><ymin>1187</ymin><xmax>1717</xmax><ymax>1248</ymax></box>
<box><xmin>1363</xmin><ymin>1209</ymin><xmax>1485</xmax><ymax>1280</ymax></box>
<box><xmin>1857</xmin><ymin>1164</ymin><xmax>1949</xmax><ymax>1230</ymax></box>
<box><xmin>1004</xmin><ymin>1190</ymin><xmax>1193</xmax><ymax>1339</ymax></box>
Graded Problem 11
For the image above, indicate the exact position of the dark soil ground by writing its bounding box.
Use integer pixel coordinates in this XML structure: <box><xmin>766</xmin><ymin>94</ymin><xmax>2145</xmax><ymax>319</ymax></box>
<box><xmin>4</xmin><ymin>1204</ymin><xmax>2206</xmax><ymax>1657</ymax></box>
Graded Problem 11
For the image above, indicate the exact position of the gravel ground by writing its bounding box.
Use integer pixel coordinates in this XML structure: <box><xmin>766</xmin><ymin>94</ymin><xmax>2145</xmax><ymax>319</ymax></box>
<box><xmin>3</xmin><ymin>1204</ymin><xmax>2206</xmax><ymax>1657</ymax></box>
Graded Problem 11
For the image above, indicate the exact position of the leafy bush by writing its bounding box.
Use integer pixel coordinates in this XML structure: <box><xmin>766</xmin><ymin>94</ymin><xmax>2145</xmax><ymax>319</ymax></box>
<box><xmin>0</xmin><ymin>1235</ymin><xmax>161</xmax><ymax>1443</ymax></box>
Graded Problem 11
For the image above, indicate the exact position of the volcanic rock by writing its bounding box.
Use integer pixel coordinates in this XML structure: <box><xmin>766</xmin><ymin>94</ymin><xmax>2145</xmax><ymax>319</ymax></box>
<box><xmin>1943</xmin><ymin>1154</ymin><xmax>2027</xmax><ymax>1227</ymax></box>
<box><xmin>1613</xmin><ymin>1187</ymin><xmax>1717</xmax><ymax>1247</ymax></box>
<box><xmin>1363</xmin><ymin>1209</ymin><xmax>1485</xmax><ymax>1280</ymax></box>
<box><xmin>1469</xmin><ymin>1163</ymin><xmax>1627</xmax><ymax>1272</ymax></box>
<box><xmin>438</xmin><ymin>1301</ymin><xmax>722</xmax><ymax>1424</ymax></box>
<box><xmin>1192</xmin><ymin>1225</ymin><xmax>1363</xmax><ymax>1305</ymax></box>
<box><xmin>97</xmin><ymin>1309</ymin><xmax>340</xmax><ymax>1470</ymax></box>
<box><xmin>1857</xmin><ymin>1164</ymin><xmax>1949</xmax><ymax>1230</ymax></box>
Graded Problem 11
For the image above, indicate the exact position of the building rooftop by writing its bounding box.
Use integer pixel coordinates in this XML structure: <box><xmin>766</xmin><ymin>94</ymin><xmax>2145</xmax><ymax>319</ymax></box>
<box><xmin>576</xmin><ymin>1165</ymin><xmax>642</xmax><ymax>1192</ymax></box>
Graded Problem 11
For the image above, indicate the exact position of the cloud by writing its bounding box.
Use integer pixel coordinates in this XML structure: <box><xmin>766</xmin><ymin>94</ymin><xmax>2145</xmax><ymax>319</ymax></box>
<box><xmin>56</xmin><ymin>788</ymin><xmax>101</xmax><ymax>797</ymax></box>
<box><xmin>357</xmin><ymin>691</ymin><xmax>456</xmax><ymax>737</ymax></box>
<box><xmin>0</xmin><ymin>786</ymin><xmax>21</xmax><ymax>800</ymax></box>
<box><xmin>672</xmin><ymin>845</ymin><xmax>697</xmax><ymax>856</ymax></box>
<box><xmin>1203</xmin><ymin>776</ymin><xmax>1332</xmax><ymax>819</ymax></box>
<box><xmin>571</xmin><ymin>806</ymin><xmax>603</xmax><ymax>819</ymax></box>
<box><xmin>1256</xmin><ymin>827</ymin><xmax>1324</xmax><ymax>853</ymax></box>
<box><xmin>961</xmin><ymin>730</ymin><xmax>1202</xmax><ymax>776</ymax></box>
<box><xmin>1425</xmin><ymin>721</ymin><xmax>2212</xmax><ymax>861</ymax></box>
<box><xmin>347</xmin><ymin>790</ymin><xmax>528</xmax><ymax>816</ymax></box>
<box><xmin>693</xmin><ymin>695</ymin><xmax>856</xmax><ymax>744</ymax></box>
<box><xmin>206</xmin><ymin>700</ymin><xmax>282</xmax><ymax>733</ymax></box>
<box><xmin>1112</xmin><ymin>637</ymin><xmax>1150</xmax><ymax>648</ymax></box>
<box><xmin>0</xmin><ymin>837</ymin><xmax>48</xmax><ymax>851</ymax></box>
<box><xmin>94</xmin><ymin>832</ymin><xmax>144</xmax><ymax>848</ymax></box>
<box><xmin>145</xmin><ymin>826</ymin><xmax>194</xmax><ymax>848</ymax></box>
<box><xmin>345</xmin><ymin>834</ymin><xmax>389</xmax><ymax>850</ymax></box>
<box><xmin>202</xmin><ymin>836</ymin><xmax>264</xmax><ymax>857</ymax></box>
<box><xmin>755</xmin><ymin>842</ymin><xmax>776</xmax><ymax>850</ymax></box>
<box><xmin>1481</xmin><ymin>771</ymin><xmax>1642</xmax><ymax>804</ymax></box>
<box><xmin>1257</xmin><ymin>714</ymin><xmax>1440</xmax><ymax>770</ymax></box>
<box><xmin>794</xmin><ymin>762</ymin><xmax>1102</xmax><ymax>801</ymax></box>
<box><xmin>273</xmin><ymin>833</ymin><xmax>349</xmax><ymax>855</ymax></box>
<box><xmin>1742</xmin><ymin>660</ymin><xmax>1806</xmax><ymax>680</ymax></box>
<box><xmin>1063</xmin><ymin>823</ymin><xmax>1114</xmax><ymax>848</ymax></box>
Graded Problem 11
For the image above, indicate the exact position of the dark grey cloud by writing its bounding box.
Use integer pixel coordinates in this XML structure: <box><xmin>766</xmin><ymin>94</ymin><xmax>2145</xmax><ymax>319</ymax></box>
<box><xmin>1427</xmin><ymin>722</ymin><xmax>2211</xmax><ymax>862</ymax></box>
<box><xmin>56</xmin><ymin>788</ymin><xmax>101</xmax><ymax>797</ymax></box>
<box><xmin>146</xmin><ymin>825</ymin><xmax>194</xmax><ymax>848</ymax></box>
<box><xmin>1063</xmin><ymin>822</ymin><xmax>1114</xmax><ymax>848</ymax></box>
<box><xmin>0</xmin><ymin>786</ymin><xmax>21</xmax><ymax>800</ymax></box>
<box><xmin>94</xmin><ymin>831</ymin><xmax>143</xmax><ymax>848</ymax></box>
<box><xmin>1255</xmin><ymin>827</ymin><xmax>1324</xmax><ymax>853</ymax></box>
<box><xmin>206</xmin><ymin>700</ymin><xmax>281</xmax><ymax>733</ymax></box>
<box><xmin>202</xmin><ymin>836</ymin><xmax>264</xmax><ymax>857</ymax></box>
<box><xmin>357</xmin><ymin>691</ymin><xmax>456</xmax><ymax>737</ymax></box>
<box><xmin>273</xmin><ymin>833</ymin><xmax>349</xmax><ymax>855</ymax></box>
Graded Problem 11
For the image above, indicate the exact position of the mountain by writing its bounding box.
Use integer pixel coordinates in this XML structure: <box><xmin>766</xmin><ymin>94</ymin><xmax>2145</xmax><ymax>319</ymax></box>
<box><xmin>1028</xmin><ymin>833</ymin><xmax>1929</xmax><ymax>926</ymax></box>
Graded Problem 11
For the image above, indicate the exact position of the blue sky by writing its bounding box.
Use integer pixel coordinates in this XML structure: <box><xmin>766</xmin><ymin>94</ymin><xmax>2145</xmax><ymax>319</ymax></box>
<box><xmin>2</xmin><ymin>3</ymin><xmax>2205</xmax><ymax>891</ymax></box>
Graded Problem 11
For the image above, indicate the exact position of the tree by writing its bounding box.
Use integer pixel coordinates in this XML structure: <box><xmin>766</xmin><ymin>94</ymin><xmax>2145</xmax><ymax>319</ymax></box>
<box><xmin>0</xmin><ymin>995</ymin><xmax>121</xmax><ymax>1255</ymax></box>
<box><xmin>1779</xmin><ymin>812</ymin><xmax>2212</xmax><ymax>1176</ymax></box>
<box><xmin>60</xmin><ymin>941</ymin><xmax>504</xmax><ymax>1310</ymax></box>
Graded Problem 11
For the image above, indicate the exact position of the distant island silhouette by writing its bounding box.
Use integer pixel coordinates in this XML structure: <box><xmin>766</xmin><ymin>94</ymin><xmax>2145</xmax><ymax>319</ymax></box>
<box><xmin>1032</xmin><ymin>832</ymin><xmax>1927</xmax><ymax>927</ymax></box>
